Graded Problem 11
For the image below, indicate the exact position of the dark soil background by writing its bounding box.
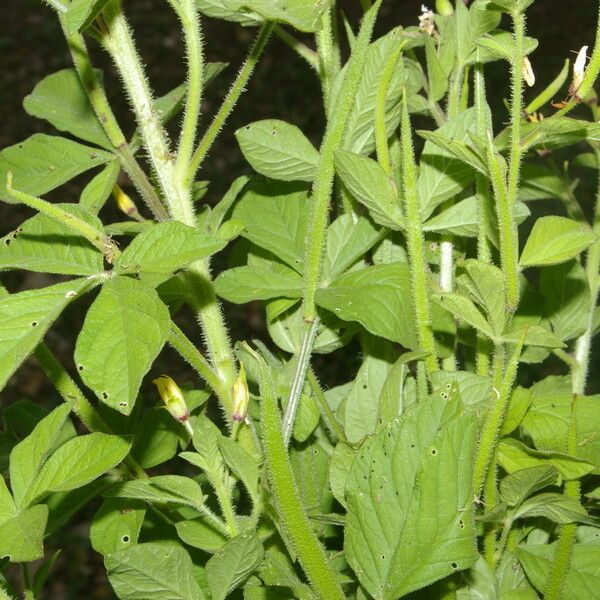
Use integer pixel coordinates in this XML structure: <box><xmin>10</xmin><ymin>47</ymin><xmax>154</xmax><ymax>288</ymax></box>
<box><xmin>0</xmin><ymin>0</ymin><xmax>599</xmax><ymax>597</ymax></box>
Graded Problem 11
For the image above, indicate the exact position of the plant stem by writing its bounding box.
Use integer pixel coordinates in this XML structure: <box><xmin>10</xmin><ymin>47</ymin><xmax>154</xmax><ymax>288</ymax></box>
<box><xmin>282</xmin><ymin>319</ymin><xmax>319</xmax><ymax>446</ymax></box>
<box><xmin>256</xmin><ymin>356</ymin><xmax>346</xmax><ymax>600</ymax></box>
<box><xmin>400</xmin><ymin>93</ymin><xmax>438</xmax><ymax>374</ymax></box>
<box><xmin>483</xmin><ymin>456</ymin><xmax>499</xmax><ymax>567</ymax></box>
<box><xmin>308</xmin><ymin>369</ymin><xmax>347</xmax><ymax>444</ymax></box>
<box><xmin>59</xmin><ymin>19</ymin><xmax>168</xmax><ymax>221</ymax></box>
<box><xmin>174</xmin><ymin>0</ymin><xmax>204</xmax><ymax>174</ymax></box>
<box><xmin>21</xmin><ymin>564</ymin><xmax>34</xmax><ymax>600</ymax></box>
<box><xmin>186</xmin><ymin>23</ymin><xmax>273</xmax><ymax>184</ymax></box>
<box><xmin>316</xmin><ymin>6</ymin><xmax>338</xmax><ymax>115</ymax></box>
<box><xmin>274</xmin><ymin>25</ymin><xmax>319</xmax><ymax>70</ymax></box>
<box><xmin>4</xmin><ymin>181</ymin><xmax>120</xmax><ymax>263</ymax></box>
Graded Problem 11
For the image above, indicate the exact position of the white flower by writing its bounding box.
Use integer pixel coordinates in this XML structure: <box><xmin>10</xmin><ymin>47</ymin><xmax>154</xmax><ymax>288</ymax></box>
<box><xmin>418</xmin><ymin>4</ymin><xmax>436</xmax><ymax>36</ymax></box>
<box><xmin>570</xmin><ymin>45</ymin><xmax>589</xmax><ymax>97</ymax></box>
<box><xmin>522</xmin><ymin>57</ymin><xmax>535</xmax><ymax>87</ymax></box>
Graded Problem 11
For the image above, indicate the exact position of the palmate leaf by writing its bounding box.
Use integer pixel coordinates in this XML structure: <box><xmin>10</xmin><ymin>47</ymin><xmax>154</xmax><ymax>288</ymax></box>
<box><xmin>74</xmin><ymin>277</ymin><xmax>170</xmax><ymax>414</ymax></box>
<box><xmin>0</xmin><ymin>134</ymin><xmax>113</xmax><ymax>204</ymax></box>
<box><xmin>0</xmin><ymin>204</ymin><xmax>105</xmax><ymax>275</ymax></box>
<box><xmin>0</xmin><ymin>278</ymin><xmax>91</xmax><ymax>391</ymax></box>
<box><xmin>345</xmin><ymin>396</ymin><xmax>478</xmax><ymax>599</ymax></box>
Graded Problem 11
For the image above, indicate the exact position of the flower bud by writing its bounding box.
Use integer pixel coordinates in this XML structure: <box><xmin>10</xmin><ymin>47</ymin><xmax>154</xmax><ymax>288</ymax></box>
<box><xmin>435</xmin><ymin>0</ymin><xmax>453</xmax><ymax>16</ymax></box>
<box><xmin>570</xmin><ymin>45</ymin><xmax>589</xmax><ymax>98</ymax></box>
<box><xmin>231</xmin><ymin>363</ymin><xmax>249</xmax><ymax>423</ymax></box>
<box><xmin>522</xmin><ymin>57</ymin><xmax>535</xmax><ymax>87</ymax></box>
<box><xmin>112</xmin><ymin>184</ymin><xmax>139</xmax><ymax>218</ymax></box>
<box><xmin>153</xmin><ymin>375</ymin><xmax>190</xmax><ymax>424</ymax></box>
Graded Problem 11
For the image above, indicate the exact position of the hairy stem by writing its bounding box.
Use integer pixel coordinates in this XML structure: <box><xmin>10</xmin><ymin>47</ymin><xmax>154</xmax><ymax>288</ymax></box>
<box><xmin>308</xmin><ymin>369</ymin><xmax>347</xmax><ymax>444</ymax></box>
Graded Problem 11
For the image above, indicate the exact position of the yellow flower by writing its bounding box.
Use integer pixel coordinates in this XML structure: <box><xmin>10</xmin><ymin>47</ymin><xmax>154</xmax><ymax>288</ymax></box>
<box><xmin>232</xmin><ymin>363</ymin><xmax>249</xmax><ymax>423</ymax></box>
<box><xmin>153</xmin><ymin>375</ymin><xmax>192</xmax><ymax>433</ymax></box>
<box><xmin>112</xmin><ymin>184</ymin><xmax>138</xmax><ymax>217</ymax></box>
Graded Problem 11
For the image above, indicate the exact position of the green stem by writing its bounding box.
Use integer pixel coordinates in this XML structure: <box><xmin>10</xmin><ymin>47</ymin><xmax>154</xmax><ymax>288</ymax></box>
<box><xmin>375</xmin><ymin>45</ymin><xmax>404</xmax><ymax>175</ymax></box>
<box><xmin>174</xmin><ymin>0</ymin><xmax>204</xmax><ymax>174</ymax></box>
<box><xmin>59</xmin><ymin>18</ymin><xmax>168</xmax><ymax>221</ymax></box>
<box><xmin>21</xmin><ymin>564</ymin><xmax>34</xmax><ymax>600</ymax></box>
<box><xmin>256</xmin><ymin>355</ymin><xmax>346</xmax><ymax>600</ymax></box>
<box><xmin>544</xmin><ymin>397</ymin><xmax>580</xmax><ymax>600</ymax></box>
<box><xmin>400</xmin><ymin>92</ymin><xmax>438</xmax><ymax>374</ymax></box>
<box><xmin>282</xmin><ymin>319</ymin><xmax>319</xmax><ymax>446</ymax></box>
<box><xmin>4</xmin><ymin>181</ymin><xmax>120</xmax><ymax>263</ymax></box>
<box><xmin>167</xmin><ymin>321</ymin><xmax>226</xmax><ymax>401</ymax></box>
<box><xmin>472</xmin><ymin>339</ymin><xmax>522</xmax><ymax>498</ymax></box>
<box><xmin>308</xmin><ymin>368</ymin><xmax>347</xmax><ymax>444</ymax></box>
<box><xmin>315</xmin><ymin>6</ymin><xmax>338</xmax><ymax>115</ymax></box>
<box><xmin>186</xmin><ymin>23</ymin><xmax>273</xmax><ymax>185</ymax></box>
<box><xmin>496</xmin><ymin>513</ymin><xmax>515</xmax><ymax>562</ymax></box>
<box><xmin>483</xmin><ymin>455</ymin><xmax>498</xmax><ymax>567</ymax></box>
<box><xmin>274</xmin><ymin>25</ymin><xmax>319</xmax><ymax>70</ymax></box>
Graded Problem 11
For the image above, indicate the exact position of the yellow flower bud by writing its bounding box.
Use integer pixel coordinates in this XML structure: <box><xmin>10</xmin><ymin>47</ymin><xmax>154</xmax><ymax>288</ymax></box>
<box><xmin>153</xmin><ymin>375</ymin><xmax>190</xmax><ymax>426</ymax></box>
<box><xmin>231</xmin><ymin>363</ymin><xmax>249</xmax><ymax>423</ymax></box>
<box><xmin>112</xmin><ymin>184</ymin><xmax>138</xmax><ymax>217</ymax></box>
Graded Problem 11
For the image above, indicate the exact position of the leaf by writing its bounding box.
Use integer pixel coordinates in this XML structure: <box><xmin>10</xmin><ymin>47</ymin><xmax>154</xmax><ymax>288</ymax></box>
<box><xmin>175</xmin><ymin>518</ymin><xmax>228</xmax><ymax>553</ymax></box>
<box><xmin>115</xmin><ymin>221</ymin><xmax>225</xmax><ymax>275</ymax></box>
<box><xmin>74</xmin><ymin>277</ymin><xmax>170</xmax><ymax>414</ymax></box>
<box><xmin>261</xmin><ymin>547</ymin><xmax>315</xmax><ymax>600</ymax></box>
<box><xmin>417</xmin><ymin>108</ymin><xmax>479</xmax><ymax>218</ymax></box>
<box><xmin>25</xmin><ymin>433</ymin><xmax>130</xmax><ymax>506</ymax></box>
<box><xmin>520</xmin><ymin>216</ymin><xmax>598</xmax><ymax>268</ymax></box>
<box><xmin>517</xmin><ymin>543</ymin><xmax>600</xmax><ymax>598</ymax></box>
<box><xmin>0</xmin><ymin>504</ymin><xmax>48</xmax><ymax>563</ymax></box>
<box><xmin>499</xmin><ymin>466</ymin><xmax>559</xmax><ymax>507</ymax></box>
<box><xmin>215</xmin><ymin>264</ymin><xmax>303</xmax><ymax>303</ymax></box>
<box><xmin>232</xmin><ymin>179</ymin><xmax>309</xmax><ymax>273</ymax></box>
<box><xmin>522</xmin><ymin>393</ymin><xmax>600</xmax><ymax>469</ymax></box>
<box><xmin>500</xmin><ymin>387</ymin><xmax>532</xmax><ymax>436</ymax></box>
<box><xmin>502</xmin><ymin>325</ymin><xmax>564</xmax><ymax>348</ymax></box>
<box><xmin>0</xmin><ymin>134</ymin><xmax>113</xmax><ymax>204</ymax></box>
<box><xmin>540</xmin><ymin>260</ymin><xmax>591</xmax><ymax>341</ymax></box>
<box><xmin>433</xmin><ymin>293</ymin><xmax>496</xmax><ymax>339</ymax></box>
<box><xmin>0</xmin><ymin>278</ymin><xmax>90</xmax><ymax>391</ymax></box>
<box><xmin>334</xmin><ymin>150</ymin><xmax>403</xmax><ymax>230</ymax></box>
<box><xmin>106</xmin><ymin>542</ymin><xmax>205</xmax><ymax>600</ymax></box>
<box><xmin>0</xmin><ymin>477</ymin><xmax>16</xmax><ymax>523</ymax></box>
<box><xmin>90</xmin><ymin>498</ymin><xmax>146</xmax><ymax>555</ymax></box>
<box><xmin>329</xmin><ymin>442</ymin><xmax>356</xmax><ymax>510</ymax></box>
<box><xmin>497</xmin><ymin>438</ymin><xmax>595</xmax><ymax>481</ymax></box>
<box><xmin>236</xmin><ymin>120</ymin><xmax>319</xmax><ymax>182</ymax></box>
<box><xmin>476</xmin><ymin>30</ymin><xmax>538</xmax><ymax>63</ymax></box>
<box><xmin>23</xmin><ymin>68</ymin><xmax>112</xmax><ymax>148</ymax></box>
<box><xmin>65</xmin><ymin>0</ymin><xmax>111</xmax><ymax>34</ymax></box>
<box><xmin>217</xmin><ymin>437</ymin><xmax>259</xmax><ymax>502</ymax></box>
<box><xmin>429</xmin><ymin>371</ymin><xmax>492</xmax><ymax>408</ymax></box>
<box><xmin>105</xmin><ymin>476</ymin><xmax>205</xmax><ymax>512</ymax></box>
<box><xmin>80</xmin><ymin>160</ymin><xmax>120</xmax><ymax>214</ymax></box>
<box><xmin>131</xmin><ymin>409</ymin><xmax>182</xmax><ymax>469</ymax></box>
<box><xmin>514</xmin><ymin>493</ymin><xmax>592</xmax><ymax>525</ymax></box>
<box><xmin>345</xmin><ymin>397</ymin><xmax>478</xmax><ymax>599</ymax></box>
<box><xmin>9</xmin><ymin>402</ymin><xmax>73</xmax><ymax>507</ymax></box>
<box><xmin>206</xmin><ymin>532</ymin><xmax>264</xmax><ymax>600</ymax></box>
<box><xmin>0</xmin><ymin>204</ymin><xmax>105</xmax><ymax>275</ymax></box>
<box><xmin>323</xmin><ymin>214</ymin><xmax>381</xmax><ymax>281</ymax></box>
<box><xmin>315</xmin><ymin>263</ymin><xmax>417</xmax><ymax>349</ymax></box>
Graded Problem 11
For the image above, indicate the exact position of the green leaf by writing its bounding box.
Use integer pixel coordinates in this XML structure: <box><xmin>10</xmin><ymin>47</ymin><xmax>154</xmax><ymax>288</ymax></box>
<box><xmin>80</xmin><ymin>160</ymin><xmax>121</xmax><ymax>214</ymax></box>
<box><xmin>517</xmin><ymin>543</ymin><xmax>600</xmax><ymax>598</ymax></box>
<box><xmin>90</xmin><ymin>498</ymin><xmax>145</xmax><ymax>555</ymax></box>
<box><xmin>0</xmin><ymin>134</ymin><xmax>113</xmax><ymax>204</ymax></box>
<box><xmin>25</xmin><ymin>433</ymin><xmax>130</xmax><ymax>506</ymax></box>
<box><xmin>315</xmin><ymin>263</ymin><xmax>417</xmax><ymax>349</ymax></box>
<box><xmin>417</xmin><ymin>108</ymin><xmax>479</xmax><ymax>218</ymax></box>
<box><xmin>215</xmin><ymin>264</ymin><xmax>303</xmax><ymax>303</ymax></box>
<box><xmin>261</xmin><ymin>547</ymin><xmax>315</xmax><ymax>600</ymax></box>
<box><xmin>540</xmin><ymin>260</ymin><xmax>591</xmax><ymax>341</ymax></box>
<box><xmin>105</xmin><ymin>475</ymin><xmax>205</xmax><ymax>512</ymax></box>
<box><xmin>501</xmin><ymin>387</ymin><xmax>532</xmax><ymax>436</ymax></box>
<box><xmin>497</xmin><ymin>438</ymin><xmax>595</xmax><ymax>481</ymax></box>
<box><xmin>520</xmin><ymin>216</ymin><xmax>598</xmax><ymax>268</ymax></box>
<box><xmin>232</xmin><ymin>179</ymin><xmax>309</xmax><ymax>273</ymax></box>
<box><xmin>206</xmin><ymin>532</ymin><xmax>264</xmax><ymax>600</ymax></box>
<box><xmin>429</xmin><ymin>371</ymin><xmax>492</xmax><ymax>408</ymax></box>
<box><xmin>74</xmin><ymin>277</ymin><xmax>170</xmax><ymax>414</ymax></box>
<box><xmin>106</xmin><ymin>542</ymin><xmax>205</xmax><ymax>600</ymax></box>
<box><xmin>9</xmin><ymin>402</ymin><xmax>73</xmax><ymax>507</ymax></box>
<box><xmin>0</xmin><ymin>477</ymin><xmax>16</xmax><ymax>523</ymax></box>
<box><xmin>502</xmin><ymin>324</ymin><xmax>564</xmax><ymax>348</ymax></box>
<box><xmin>522</xmin><ymin>393</ymin><xmax>600</xmax><ymax>469</ymax></box>
<box><xmin>323</xmin><ymin>214</ymin><xmax>380</xmax><ymax>281</ymax></box>
<box><xmin>499</xmin><ymin>466</ymin><xmax>559</xmax><ymax>507</ymax></box>
<box><xmin>65</xmin><ymin>0</ymin><xmax>111</xmax><ymax>34</ymax></box>
<box><xmin>175</xmin><ymin>518</ymin><xmax>228</xmax><ymax>553</ymax></box>
<box><xmin>236</xmin><ymin>120</ymin><xmax>319</xmax><ymax>182</ymax></box>
<box><xmin>433</xmin><ymin>293</ymin><xmax>496</xmax><ymax>339</ymax></box>
<box><xmin>328</xmin><ymin>442</ymin><xmax>356</xmax><ymax>510</ymax></box>
<box><xmin>131</xmin><ymin>409</ymin><xmax>182</xmax><ymax>469</ymax></box>
<box><xmin>334</xmin><ymin>150</ymin><xmax>403</xmax><ymax>230</ymax></box>
<box><xmin>345</xmin><ymin>397</ymin><xmax>478</xmax><ymax>598</ymax></box>
<box><xmin>217</xmin><ymin>437</ymin><xmax>259</xmax><ymax>502</ymax></box>
<box><xmin>0</xmin><ymin>204</ymin><xmax>105</xmax><ymax>275</ymax></box>
<box><xmin>0</xmin><ymin>278</ymin><xmax>90</xmax><ymax>391</ymax></box>
<box><xmin>514</xmin><ymin>493</ymin><xmax>592</xmax><ymax>525</ymax></box>
<box><xmin>23</xmin><ymin>68</ymin><xmax>112</xmax><ymax>148</ymax></box>
<box><xmin>0</xmin><ymin>504</ymin><xmax>48</xmax><ymax>563</ymax></box>
<box><xmin>476</xmin><ymin>30</ymin><xmax>538</xmax><ymax>63</ymax></box>
<box><xmin>115</xmin><ymin>221</ymin><xmax>225</xmax><ymax>275</ymax></box>
<box><xmin>517</xmin><ymin>163</ymin><xmax>572</xmax><ymax>202</ymax></box>
<box><xmin>219</xmin><ymin>0</ymin><xmax>324</xmax><ymax>31</ymax></box>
